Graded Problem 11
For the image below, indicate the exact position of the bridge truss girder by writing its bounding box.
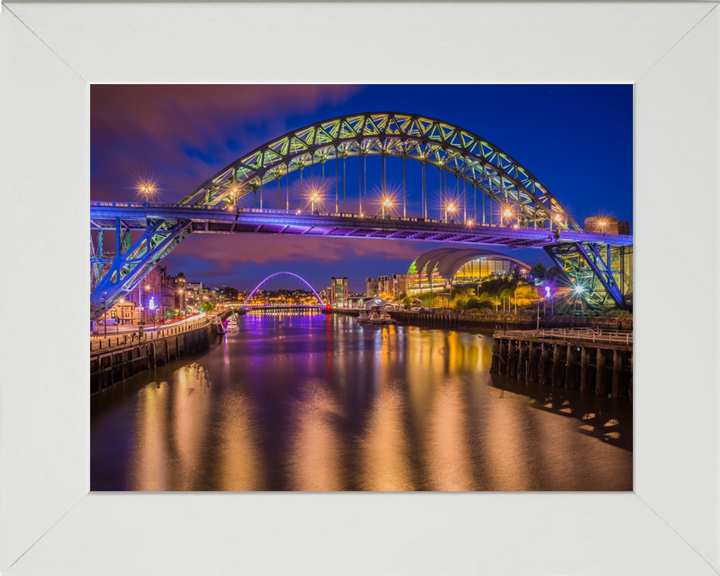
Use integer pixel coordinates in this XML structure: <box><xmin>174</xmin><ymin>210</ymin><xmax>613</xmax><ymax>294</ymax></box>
<box><xmin>544</xmin><ymin>241</ymin><xmax>632</xmax><ymax>310</ymax></box>
<box><xmin>90</xmin><ymin>216</ymin><xmax>191</xmax><ymax>320</ymax></box>
<box><xmin>179</xmin><ymin>112</ymin><xmax>581</xmax><ymax>231</ymax></box>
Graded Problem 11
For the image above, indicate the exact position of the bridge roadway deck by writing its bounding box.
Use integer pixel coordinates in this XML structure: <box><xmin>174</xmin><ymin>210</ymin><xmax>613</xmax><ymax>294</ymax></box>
<box><xmin>90</xmin><ymin>202</ymin><xmax>633</xmax><ymax>249</ymax></box>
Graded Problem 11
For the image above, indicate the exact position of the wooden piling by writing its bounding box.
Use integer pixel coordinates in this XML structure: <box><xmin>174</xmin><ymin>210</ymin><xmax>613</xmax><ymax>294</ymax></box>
<box><xmin>580</xmin><ymin>347</ymin><xmax>591</xmax><ymax>392</ymax></box>
<box><xmin>508</xmin><ymin>339</ymin><xmax>517</xmax><ymax>377</ymax></box>
<box><xmin>612</xmin><ymin>349</ymin><xmax>624</xmax><ymax>398</ymax></box>
<box><xmin>552</xmin><ymin>344</ymin><xmax>564</xmax><ymax>387</ymax></box>
<box><xmin>517</xmin><ymin>340</ymin><xmax>527</xmax><ymax>379</ymax></box>
<box><xmin>540</xmin><ymin>343</ymin><xmax>550</xmax><ymax>385</ymax></box>
<box><xmin>596</xmin><ymin>349</ymin><xmax>607</xmax><ymax>395</ymax></box>
<box><xmin>527</xmin><ymin>342</ymin><xmax>538</xmax><ymax>381</ymax></box>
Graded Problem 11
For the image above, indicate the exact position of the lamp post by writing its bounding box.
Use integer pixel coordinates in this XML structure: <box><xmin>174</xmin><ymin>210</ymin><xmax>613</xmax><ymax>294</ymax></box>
<box><xmin>102</xmin><ymin>291</ymin><xmax>108</xmax><ymax>338</ymax></box>
<box><xmin>446</xmin><ymin>202</ymin><xmax>456</xmax><ymax>222</ymax></box>
<box><xmin>139</xmin><ymin>181</ymin><xmax>155</xmax><ymax>209</ymax></box>
<box><xmin>382</xmin><ymin>197</ymin><xmax>393</xmax><ymax>218</ymax></box>
<box><xmin>144</xmin><ymin>284</ymin><xmax>151</xmax><ymax>324</ymax></box>
<box><xmin>310</xmin><ymin>192</ymin><xmax>320</xmax><ymax>213</ymax></box>
<box><xmin>503</xmin><ymin>208</ymin><xmax>512</xmax><ymax>227</ymax></box>
<box><xmin>117</xmin><ymin>298</ymin><xmax>124</xmax><ymax>334</ymax></box>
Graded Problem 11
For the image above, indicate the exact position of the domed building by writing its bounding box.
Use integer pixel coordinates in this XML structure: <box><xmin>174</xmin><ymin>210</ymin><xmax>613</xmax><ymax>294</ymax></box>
<box><xmin>406</xmin><ymin>248</ymin><xmax>530</xmax><ymax>296</ymax></box>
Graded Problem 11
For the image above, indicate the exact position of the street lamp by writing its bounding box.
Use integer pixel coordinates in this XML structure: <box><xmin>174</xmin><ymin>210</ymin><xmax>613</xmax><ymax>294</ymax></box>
<box><xmin>382</xmin><ymin>197</ymin><xmax>393</xmax><ymax>218</ymax></box>
<box><xmin>102</xmin><ymin>291</ymin><xmax>107</xmax><ymax>338</ymax></box>
<box><xmin>446</xmin><ymin>202</ymin><xmax>457</xmax><ymax>222</ymax></box>
<box><xmin>139</xmin><ymin>182</ymin><xmax>155</xmax><ymax>205</ymax></box>
<box><xmin>118</xmin><ymin>298</ymin><xmax>124</xmax><ymax>333</ymax></box>
<box><xmin>503</xmin><ymin>207</ymin><xmax>512</xmax><ymax>227</ymax></box>
<box><xmin>226</xmin><ymin>186</ymin><xmax>240</xmax><ymax>210</ymax></box>
<box><xmin>144</xmin><ymin>284</ymin><xmax>151</xmax><ymax>324</ymax></box>
<box><xmin>310</xmin><ymin>192</ymin><xmax>320</xmax><ymax>213</ymax></box>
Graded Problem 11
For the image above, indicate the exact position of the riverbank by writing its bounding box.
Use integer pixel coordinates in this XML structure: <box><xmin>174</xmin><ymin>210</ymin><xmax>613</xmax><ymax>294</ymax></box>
<box><xmin>332</xmin><ymin>308</ymin><xmax>632</xmax><ymax>331</ymax></box>
<box><xmin>90</xmin><ymin>320</ymin><xmax>215</xmax><ymax>394</ymax></box>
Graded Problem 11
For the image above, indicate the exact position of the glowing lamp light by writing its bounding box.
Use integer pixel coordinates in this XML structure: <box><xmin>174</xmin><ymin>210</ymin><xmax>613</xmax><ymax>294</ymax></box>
<box><xmin>139</xmin><ymin>182</ymin><xmax>155</xmax><ymax>196</ymax></box>
<box><xmin>574</xmin><ymin>285</ymin><xmax>584</xmax><ymax>294</ymax></box>
<box><xmin>554</xmin><ymin>215</ymin><xmax>562</xmax><ymax>222</ymax></box>
<box><xmin>148</xmin><ymin>296</ymin><xmax>157</xmax><ymax>311</ymax></box>
<box><xmin>503</xmin><ymin>209</ymin><xmax>512</xmax><ymax>218</ymax></box>
<box><xmin>447</xmin><ymin>203</ymin><xmax>457</xmax><ymax>213</ymax></box>
<box><xmin>544</xmin><ymin>286</ymin><xmax>551</xmax><ymax>298</ymax></box>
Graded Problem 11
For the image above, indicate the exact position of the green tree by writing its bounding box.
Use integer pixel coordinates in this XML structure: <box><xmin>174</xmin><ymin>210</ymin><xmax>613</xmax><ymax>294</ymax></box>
<box><xmin>403</xmin><ymin>296</ymin><xmax>413</xmax><ymax>307</ymax></box>
<box><xmin>530</xmin><ymin>262</ymin><xmax>548</xmax><ymax>282</ymax></box>
<box><xmin>466</xmin><ymin>296</ymin><xmax>481</xmax><ymax>309</ymax></box>
<box><xmin>200</xmin><ymin>301</ymin><xmax>216</xmax><ymax>312</ymax></box>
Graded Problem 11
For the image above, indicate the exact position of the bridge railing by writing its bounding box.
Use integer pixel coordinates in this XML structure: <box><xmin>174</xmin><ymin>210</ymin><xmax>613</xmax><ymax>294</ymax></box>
<box><xmin>90</xmin><ymin>201</ymin><xmax>631</xmax><ymax>240</ymax></box>
<box><xmin>494</xmin><ymin>327</ymin><xmax>632</xmax><ymax>346</ymax></box>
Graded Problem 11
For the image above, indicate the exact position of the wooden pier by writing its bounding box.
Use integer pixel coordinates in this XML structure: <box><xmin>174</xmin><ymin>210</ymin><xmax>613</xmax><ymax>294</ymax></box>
<box><xmin>490</xmin><ymin>328</ymin><xmax>633</xmax><ymax>399</ymax></box>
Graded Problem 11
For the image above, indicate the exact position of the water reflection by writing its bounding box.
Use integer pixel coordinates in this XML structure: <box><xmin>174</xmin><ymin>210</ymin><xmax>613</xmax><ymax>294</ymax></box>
<box><xmin>359</xmin><ymin>385</ymin><xmax>414</xmax><ymax>491</ymax></box>
<box><xmin>287</xmin><ymin>382</ymin><xmax>345</xmax><ymax>491</ymax></box>
<box><xmin>218</xmin><ymin>390</ymin><xmax>264</xmax><ymax>491</ymax></box>
<box><xmin>91</xmin><ymin>313</ymin><xmax>632</xmax><ymax>491</ymax></box>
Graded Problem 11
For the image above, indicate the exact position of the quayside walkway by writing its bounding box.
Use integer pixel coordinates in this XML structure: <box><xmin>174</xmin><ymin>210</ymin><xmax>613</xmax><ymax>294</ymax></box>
<box><xmin>491</xmin><ymin>328</ymin><xmax>633</xmax><ymax>399</ymax></box>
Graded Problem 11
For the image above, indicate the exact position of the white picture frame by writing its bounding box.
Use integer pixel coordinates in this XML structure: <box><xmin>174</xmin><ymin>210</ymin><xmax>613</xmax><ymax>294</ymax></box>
<box><xmin>1</xmin><ymin>2</ymin><xmax>718</xmax><ymax>574</ymax></box>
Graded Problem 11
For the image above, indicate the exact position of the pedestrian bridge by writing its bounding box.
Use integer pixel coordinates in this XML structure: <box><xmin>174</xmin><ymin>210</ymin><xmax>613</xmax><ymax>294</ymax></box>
<box><xmin>241</xmin><ymin>272</ymin><xmax>325</xmax><ymax>310</ymax></box>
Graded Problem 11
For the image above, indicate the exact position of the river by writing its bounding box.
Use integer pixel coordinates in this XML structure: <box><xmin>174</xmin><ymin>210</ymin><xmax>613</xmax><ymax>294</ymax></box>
<box><xmin>91</xmin><ymin>311</ymin><xmax>632</xmax><ymax>491</ymax></box>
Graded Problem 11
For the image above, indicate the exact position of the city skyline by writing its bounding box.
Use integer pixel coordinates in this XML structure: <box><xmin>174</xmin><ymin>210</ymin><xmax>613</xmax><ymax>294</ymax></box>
<box><xmin>91</xmin><ymin>84</ymin><xmax>632</xmax><ymax>292</ymax></box>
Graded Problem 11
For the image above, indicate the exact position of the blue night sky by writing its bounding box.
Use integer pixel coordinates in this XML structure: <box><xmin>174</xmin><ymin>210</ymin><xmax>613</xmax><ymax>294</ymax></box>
<box><xmin>91</xmin><ymin>84</ymin><xmax>632</xmax><ymax>293</ymax></box>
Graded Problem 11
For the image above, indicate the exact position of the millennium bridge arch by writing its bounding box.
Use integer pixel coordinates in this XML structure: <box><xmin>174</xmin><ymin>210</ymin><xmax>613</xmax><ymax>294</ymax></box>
<box><xmin>90</xmin><ymin>111</ymin><xmax>633</xmax><ymax>320</ymax></box>
<box><xmin>242</xmin><ymin>272</ymin><xmax>325</xmax><ymax>309</ymax></box>
<box><xmin>179</xmin><ymin>111</ymin><xmax>580</xmax><ymax>230</ymax></box>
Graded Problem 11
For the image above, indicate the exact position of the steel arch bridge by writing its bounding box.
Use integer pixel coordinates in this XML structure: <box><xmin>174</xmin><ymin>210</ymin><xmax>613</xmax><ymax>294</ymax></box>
<box><xmin>242</xmin><ymin>272</ymin><xmax>325</xmax><ymax>309</ymax></box>
<box><xmin>179</xmin><ymin>111</ymin><xmax>579</xmax><ymax>230</ymax></box>
<box><xmin>90</xmin><ymin>111</ymin><xmax>633</xmax><ymax>320</ymax></box>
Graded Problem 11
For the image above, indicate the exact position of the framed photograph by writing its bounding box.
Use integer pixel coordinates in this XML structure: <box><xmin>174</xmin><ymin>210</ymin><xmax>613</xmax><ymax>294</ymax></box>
<box><xmin>1</xmin><ymin>2</ymin><xmax>718</xmax><ymax>575</ymax></box>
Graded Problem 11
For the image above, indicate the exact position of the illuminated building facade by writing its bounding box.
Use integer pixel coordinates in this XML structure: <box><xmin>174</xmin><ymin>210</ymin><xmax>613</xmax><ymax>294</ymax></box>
<box><xmin>406</xmin><ymin>248</ymin><xmax>530</xmax><ymax>296</ymax></box>
<box><xmin>330</xmin><ymin>277</ymin><xmax>349</xmax><ymax>307</ymax></box>
<box><xmin>366</xmin><ymin>277</ymin><xmax>379</xmax><ymax>297</ymax></box>
<box><xmin>392</xmin><ymin>274</ymin><xmax>407</xmax><ymax>298</ymax></box>
<box><xmin>378</xmin><ymin>276</ymin><xmax>392</xmax><ymax>298</ymax></box>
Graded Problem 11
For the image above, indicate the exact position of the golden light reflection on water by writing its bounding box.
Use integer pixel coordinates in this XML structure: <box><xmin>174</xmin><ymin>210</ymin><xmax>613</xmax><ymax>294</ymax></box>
<box><xmin>172</xmin><ymin>364</ymin><xmax>212</xmax><ymax>489</ymax></box>
<box><xmin>218</xmin><ymin>391</ymin><xmax>264</xmax><ymax>491</ymax></box>
<box><xmin>360</xmin><ymin>386</ymin><xmax>414</xmax><ymax>491</ymax></box>
<box><xmin>425</xmin><ymin>383</ymin><xmax>476</xmax><ymax>491</ymax></box>
<box><xmin>480</xmin><ymin>388</ymin><xmax>533</xmax><ymax>491</ymax></box>
<box><xmin>95</xmin><ymin>315</ymin><xmax>632</xmax><ymax>492</ymax></box>
<box><xmin>287</xmin><ymin>383</ymin><xmax>345</xmax><ymax>491</ymax></box>
<box><xmin>130</xmin><ymin>382</ymin><xmax>169</xmax><ymax>491</ymax></box>
<box><xmin>130</xmin><ymin>363</ymin><xmax>212</xmax><ymax>491</ymax></box>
